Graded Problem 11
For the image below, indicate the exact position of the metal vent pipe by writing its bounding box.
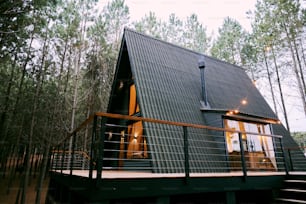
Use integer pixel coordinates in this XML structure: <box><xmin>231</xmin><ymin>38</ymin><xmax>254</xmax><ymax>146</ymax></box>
<box><xmin>198</xmin><ymin>56</ymin><xmax>208</xmax><ymax>106</ymax></box>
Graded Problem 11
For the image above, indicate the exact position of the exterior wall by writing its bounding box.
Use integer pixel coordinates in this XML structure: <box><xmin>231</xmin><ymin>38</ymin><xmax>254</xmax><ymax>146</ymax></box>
<box><xmin>202</xmin><ymin>112</ymin><xmax>224</xmax><ymax>128</ymax></box>
<box><xmin>202</xmin><ymin>111</ymin><xmax>229</xmax><ymax>171</ymax></box>
<box><xmin>202</xmin><ymin>111</ymin><xmax>227</xmax><ymax>150</ymax></box>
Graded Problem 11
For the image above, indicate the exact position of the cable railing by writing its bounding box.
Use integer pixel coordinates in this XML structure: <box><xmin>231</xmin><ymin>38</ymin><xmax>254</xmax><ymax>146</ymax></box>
<box><xmin>286</xmin><ymin>146</ymin><xmax>306</xmax><ymax>172</ymax></box>
<box><xmin>49</xmin><ymin>112</ymin><xmax>305</xmax><ymax>181</ymax></box>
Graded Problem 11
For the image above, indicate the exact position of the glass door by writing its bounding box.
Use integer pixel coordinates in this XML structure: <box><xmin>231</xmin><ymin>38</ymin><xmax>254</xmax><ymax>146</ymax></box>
<box><xmin>225</xmin><ymin>119</ymin><xmax>276</xmax><ymax>171</ymax></box>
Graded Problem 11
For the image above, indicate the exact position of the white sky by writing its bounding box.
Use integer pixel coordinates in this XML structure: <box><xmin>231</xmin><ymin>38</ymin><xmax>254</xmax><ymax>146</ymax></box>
<box><xmin>125</xmin><ymin>0</ymin><xmax>256</xmax><ymax>33</ymax></box>
<box><xmin>99</xmin><ymin>0</ymin><xmax>257</xmax><ymax>34</ymax></box>
<box><xmin>98</xmin><ymin>0</ymin><xmax>306</xmax><ymax>132</ymax></box>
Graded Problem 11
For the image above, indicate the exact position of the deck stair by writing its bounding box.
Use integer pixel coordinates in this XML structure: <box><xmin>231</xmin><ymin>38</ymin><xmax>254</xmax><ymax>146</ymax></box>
<box><xmin>275</xmin><ymin>175</ymin><xmax>306</xmax><ymax>203</ymax></box>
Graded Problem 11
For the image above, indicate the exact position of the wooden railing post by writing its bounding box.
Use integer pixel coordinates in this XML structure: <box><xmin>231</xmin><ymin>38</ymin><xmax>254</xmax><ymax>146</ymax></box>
<box><xmin>89</xmin><ymin>115</ymin><xmax>97</xmax><ymax>179</ymax></box>
<box><xmin>183</xmin><ymin>126</ymin><xmax>189</xmax><ymax>183</ymax></box>
<box><xmin>96</xmin><ymin>117</ymin><xmax>107</xmax><ymax>183</ymax></box>
<box><xmin>238</xmin><ymin>133</ymin><xmax>247</xmax><ymax>181</ymax></box>
<box><xmin>49</xmin><ymin>147</ymin><xmax>54</xmax><ymax>171</ymax></box>
<box><xmin>56</xmin><ymin>143</ymin><xmax>65</xmax><ymax>174</ymax></box>
<box><xmin>288</xmin><ymin>149</ymin><xmax>293</xmax><ymax>172</ymax></box>
<box><xmin>279</xmin><ymin>137</ymin><xmax>289</xmax><ymax>175</ymax></box>
<box><xmin>53</xmin><ymin>147</ymin><xmax>57</xmax><ymax>171</ymax></box>
<box><xmin>70</xmin><ymin>132</ymin><xmax>76</xmax><ymax>176</ymax></box>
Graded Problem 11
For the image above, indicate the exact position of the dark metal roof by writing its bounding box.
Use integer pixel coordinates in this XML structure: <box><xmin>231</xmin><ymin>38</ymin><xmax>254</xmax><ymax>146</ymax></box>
<box><xmin>124</xmin><ymin>28</ymin><xmax>277</xmax><ymax>122</ymax></box>
<box><xmin>111</xmin><ymin>28</ymin><xmax>303</xmax><ymax>173</ymax></box>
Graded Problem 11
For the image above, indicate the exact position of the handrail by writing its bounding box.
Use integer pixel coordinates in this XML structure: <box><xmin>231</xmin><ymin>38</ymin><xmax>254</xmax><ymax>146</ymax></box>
<box><xmin>50</xmin><ymin>112</ymin><xmax>295</xmax><ymax>180</ymax></box>
<box><xmin>57</xmin><ymin>112</ymin><xmax>283</xmax><ymax>147</ymax></box>
<box><xmin>58</xmin><ymin>115</ymin><xmax>96</xmax><ymax>145</ymax></box>
<box><xmin>95</xmin><ymin>112</ymin><xmax>283</xmax><ymax>139</ymax></box>
<box><xmin>285</xmin><ymin>146</ymin><xmax>306</xmax><ymax>172</ymax></box>
<box><xmin>285</xmin><ymin>146</ymin><xmax>306</xmax><ymax>151</ymax></box>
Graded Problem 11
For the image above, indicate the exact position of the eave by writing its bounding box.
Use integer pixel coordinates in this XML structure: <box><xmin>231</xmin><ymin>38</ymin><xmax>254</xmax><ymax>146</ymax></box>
<box><xmin>200</xmin><ymin>107</ymin><xmax>280</xmax><ymax>125</ymax></box>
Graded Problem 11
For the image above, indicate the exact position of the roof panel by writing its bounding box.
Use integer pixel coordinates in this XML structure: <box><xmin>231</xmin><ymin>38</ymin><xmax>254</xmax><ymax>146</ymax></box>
<box><xmin>122</xmin><ymin>28</ymin><xmax>280</xmax><ymax>173</ymax></box>
<box><xmin>124</xmin><ymin>28</ymin><xmax>277</xmax><ymax>121</ymax></box>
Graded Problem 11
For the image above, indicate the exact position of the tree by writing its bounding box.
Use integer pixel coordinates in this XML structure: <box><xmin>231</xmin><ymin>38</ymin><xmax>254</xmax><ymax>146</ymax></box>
<box><xmin>103</xmin><ymin>0</ymin><xmax>130</xmax><ymax>52</ymax></box>
<box><xmin>210</xmin><ymin>17</ymin><xmax>247</xmax><ymax>66</ymax></box>
<box><xmin>133</xmin><ymin>13</ymin><xmax>210</xmax><ymax>54</ymax></box>
<box><xmin>249</xmin><ymin>0</ymin><xmax>306</xmax><ymax>132</ymax></box>
<box><xmin>160</xmin><ymin>13</ymin><xmax>184</xmax><ymax>45</ymax></box>
<box><xmin>133</xmin><ymin>11</ymin><xmax>162</xmax><ymax>39</ymax></box>
<box><xmin>0</xmin><ymin>0</ymin><xmax>51</xmax><ymax>56</ymax></box>
<box><xmin>292</xmin><ymin>132</ymin><xmax>306</xmax><ymax>153</ymax></box>
<box><xmin>182</xmin><ymin>13</ymin><xmax>210</xmax><ymax>54</ymax></box>
<box><xmin>276</xmin><ymin>0</ymin><xmax>306</xmax><ymax>115</ymax></box>
<box><xmin>251</xmin><ymin>0</ymin><xmax>292</xmax><ymax>131</ymax></box>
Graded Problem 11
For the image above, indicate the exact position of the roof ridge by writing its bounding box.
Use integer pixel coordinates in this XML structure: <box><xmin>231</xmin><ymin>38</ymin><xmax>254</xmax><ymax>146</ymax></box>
<box><xmin>123</xmin><ymin>27</ymin><xmax>245</xmax><ymax>71</ymax></box>
<box><xmin>123</xmin><ymin>27</ymin><xmax>204</xmax><ymax>56</ymax></box>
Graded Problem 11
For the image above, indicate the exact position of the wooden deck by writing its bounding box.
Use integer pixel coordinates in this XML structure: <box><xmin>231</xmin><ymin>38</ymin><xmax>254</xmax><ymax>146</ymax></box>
<box><xmin>52</xmin><ymin>169</ymin><xmax>287</xmax><ymax>179</ymax></box>
<box><xmin>48</xmin><ymin>169</ymin><xmax>302</xmax><ymax>203</ymax></box>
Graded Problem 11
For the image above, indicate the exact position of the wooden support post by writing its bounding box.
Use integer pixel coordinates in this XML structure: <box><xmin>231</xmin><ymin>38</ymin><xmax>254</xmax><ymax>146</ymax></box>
<box><xmin>56</xmin><ymin>146</ymin><xmax>60</xmax><ymax>172</ymax></box>
<box><xmin>49</xmin><ymin>147</ymin><xmax>54</xmax><ymax>171</ymax></box>
<box><xmin>279</xmin><ymin>137</ymin><xmax>289</xmax><ymax>175</ymax></box>
<box><xmin>60</xmin><ymin>143</ymin><xmax>65</xmax><ymax>173</ymax></box>
<box><xmin>96</xmin><ymin>117</ymin><xmax>107</xmax><ymax>184</ymax></box>
<box><xmin>238</xmin><ymin>133</ymin><xmax>247</xmax><ymax>181</ymax></box>
<box><xmin>70</xmin><ymin>132</ymin><xmax>76</xmax><ymax>176</ymax></box>
<box><xmin>89</xmin><ymin>115</ymin><xmax>97</xmax><ymax>179</ymax></box>
<box><xmin>183</xmin><ymin>126</ymin><xmax>189</xmax><ymax>183</ymax></box>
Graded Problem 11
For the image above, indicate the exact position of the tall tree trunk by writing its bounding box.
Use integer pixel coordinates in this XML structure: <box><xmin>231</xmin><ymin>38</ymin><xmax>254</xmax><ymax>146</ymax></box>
<box><xmin>20</xmin><ymin>27</ymin><xmax>49</xmax><ymax>204</ymax></box>
<box><xmin>0</xmin><ymin>56</ymin><xmax>16</xmax><ymax>141</ymax></box>
<box><xmin>300</xmin><ymin>38</ymin><xmax>306</xmax><ymax>68</ymax></box>
<box><xmin>293</xmin><ymin>38</ymin><xmax>306</xmax><ymax>104</ymax></box>
<box><xmin>35</xmin><ymin>139</ymin><xmax>51</xmax><ymax>204</ymax></box>
<box><xmin>1</xmin><ymin>29</ymin><xmax>36</xmax><ymax>142</ymax></box>
<box><xmin>283</xmin><ymin>22</ymin><xmax>306</xmax><ymax>116</ymax></box>
<box><xmin>271</xmin><ymin>46</ymin><xmax>291</xmax><ymax>133</ymax></box>
<box><xmin>263</xmin><ymin>49</ymin><xmax>278</xmax><ymax>116</ymax></box>
<box><xmin>68</xmin><ymin>5</ymin><xmax>88</xmax><ymax>166</ymax></box>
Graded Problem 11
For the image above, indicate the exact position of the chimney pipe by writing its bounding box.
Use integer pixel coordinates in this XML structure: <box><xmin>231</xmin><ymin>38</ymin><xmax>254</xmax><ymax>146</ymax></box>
<box><xmin>198</xmin><ymin>56</ymin><xmax>208</xmax><ymax>107</ymax></box>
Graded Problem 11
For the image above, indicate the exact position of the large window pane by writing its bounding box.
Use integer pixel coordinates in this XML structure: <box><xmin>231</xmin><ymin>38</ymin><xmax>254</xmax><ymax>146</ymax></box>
<box><xmin>224</xmin><ymin>119</ymin><xmax>276</xmax><ymax>170</ymax></box>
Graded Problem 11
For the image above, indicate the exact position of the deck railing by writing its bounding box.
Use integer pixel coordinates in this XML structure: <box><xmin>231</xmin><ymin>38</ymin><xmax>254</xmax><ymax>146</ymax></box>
<box><xmin>286</xmin><ymin>146</ymin><xmax>306</xmax><ymax>172</ymax></box>
<box><xmin>49</xmin><ymin>112</ymin><xmax>305</xmax><ymax>180</ymax></box>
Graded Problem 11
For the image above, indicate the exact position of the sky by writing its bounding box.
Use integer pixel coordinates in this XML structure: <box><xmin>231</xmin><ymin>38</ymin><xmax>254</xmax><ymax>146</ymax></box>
<box><xmin>98</xmin><ymin>0</ymin><xmax>306</xmax><ymax>132</ymax></box>
<box><xmin>99</xmin><ymin>0</ymin><xmax>257</xmax><ymax>34</ymax></box>
<box><xmin>123</xmin><ymin>0</ymin><xmax>257</xmax><ymax>34</ymax></box>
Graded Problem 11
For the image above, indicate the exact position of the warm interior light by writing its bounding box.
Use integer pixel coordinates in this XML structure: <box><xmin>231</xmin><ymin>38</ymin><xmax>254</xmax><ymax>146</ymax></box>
<box><xmin>226</xmin><ymin>109</ymin><xmax>240</xmax><ymax>115</ymax></box>
<box><xmin>241</xmin><ymin>99</ymin><xmax>248</xmax><ymax>105</ymax></box>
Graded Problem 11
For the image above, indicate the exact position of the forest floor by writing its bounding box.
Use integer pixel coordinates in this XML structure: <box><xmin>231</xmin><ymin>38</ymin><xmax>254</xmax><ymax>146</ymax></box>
<box><xmin>0</xmin><ymin>173</ymin><xmax>49</xmax><ymax>204</ymax></box>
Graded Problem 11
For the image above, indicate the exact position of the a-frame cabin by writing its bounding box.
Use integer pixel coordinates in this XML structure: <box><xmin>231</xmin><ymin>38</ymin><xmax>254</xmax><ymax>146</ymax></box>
<box><xmin>47</xmin><ymin>28</ymin><xmax>306</xmax><ymax>204</ymax></box>
<box><xmin>106</xmin><ymin>28</ymin><xmax>303</xmax><ymax>173</ymax></box>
